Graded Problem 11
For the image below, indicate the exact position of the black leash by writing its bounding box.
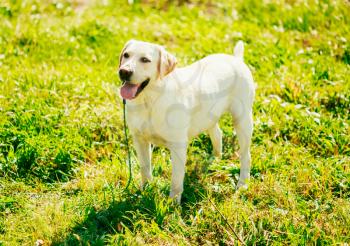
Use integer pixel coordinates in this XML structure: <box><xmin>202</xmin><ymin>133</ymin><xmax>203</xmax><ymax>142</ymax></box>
<box><xmin>122</xmin><ymin>98</ymin><xmax>133</xmax><ymax>190</ymax></box>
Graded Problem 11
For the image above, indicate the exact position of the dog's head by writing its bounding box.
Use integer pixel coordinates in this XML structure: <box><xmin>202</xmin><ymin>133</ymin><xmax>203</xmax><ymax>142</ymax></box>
<box><xmin>118</xmin><ymin>40</ymin><xmax>177</xmax><ymax>100</ymax></box>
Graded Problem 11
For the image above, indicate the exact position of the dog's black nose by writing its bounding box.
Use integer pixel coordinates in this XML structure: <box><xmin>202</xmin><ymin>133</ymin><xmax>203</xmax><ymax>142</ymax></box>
<box><xmin>119</xmin><ymin>69</ymin><xmax>133</xmax><ymax>81</ymax></box>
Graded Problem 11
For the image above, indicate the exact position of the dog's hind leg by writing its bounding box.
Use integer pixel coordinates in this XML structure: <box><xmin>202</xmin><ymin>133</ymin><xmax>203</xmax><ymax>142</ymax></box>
<box><xmin>208</xmin><ymin>124</ymin><xmax>222</xmax><ymax>158</ymax></box>
<box><xmin>231</xmin><ymin>107</ymin><xmax>253</xmax><ymax>189</ymax></box>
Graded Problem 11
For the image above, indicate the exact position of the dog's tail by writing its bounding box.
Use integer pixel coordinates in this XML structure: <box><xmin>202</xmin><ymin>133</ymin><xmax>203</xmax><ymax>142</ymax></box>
<box><xmin>234</xmin><ymin>41</ymin><xmax>244</xmax><ymax>59</ymax></box>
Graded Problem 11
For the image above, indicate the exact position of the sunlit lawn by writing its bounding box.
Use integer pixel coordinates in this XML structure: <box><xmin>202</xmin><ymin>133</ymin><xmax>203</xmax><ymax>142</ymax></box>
<box><xmin>0</xmin><ymin>0</ymin><xmax>349</xmax><ymax>244</ymax></box>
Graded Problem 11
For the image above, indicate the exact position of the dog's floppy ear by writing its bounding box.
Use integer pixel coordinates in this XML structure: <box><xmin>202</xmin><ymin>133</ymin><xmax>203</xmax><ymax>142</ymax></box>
<box><xmin>119</xmin><ymin>39</ymin><xmax>134</xmax><ymax>68</ymax></box>
<box><xmin>158</xmin><ymin>45</ymin><xmax>177</xmax><ymax>79</ymax></box>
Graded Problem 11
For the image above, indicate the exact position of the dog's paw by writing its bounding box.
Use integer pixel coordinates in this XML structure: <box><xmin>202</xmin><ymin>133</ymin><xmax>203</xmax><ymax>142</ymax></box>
<box><xmin>169</xmin><ymin>192</ymin><xmax>182</xmax><ymax>204</ymax></box>
<box><xmin>237</xmin><ymin>180</ymin><xmax>248</xmax><ymax>190</ymax></box>
<box><xmin>213</xmin><ymin>151</ymin><xmax>222</xmax><ymax>159</ymax></box>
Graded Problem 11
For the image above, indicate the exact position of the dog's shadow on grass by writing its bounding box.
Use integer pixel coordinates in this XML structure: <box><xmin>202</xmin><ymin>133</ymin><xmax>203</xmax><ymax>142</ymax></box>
<box><xmin>52</xmin><ymin>160</ymin><xmax>211</xmax><ymax>245</ymax></box>
<box><xmin>52</xmin><ymin>189</ymin><xmax>165</xmax><ymax>245</ymax></box>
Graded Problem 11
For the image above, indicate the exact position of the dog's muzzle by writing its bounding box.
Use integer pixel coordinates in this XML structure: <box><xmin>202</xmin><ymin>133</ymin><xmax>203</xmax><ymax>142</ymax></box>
<box><xmin>120</xmin><ymin>78</ymin><xmax>150</xmax><ymax>100</ymax></box>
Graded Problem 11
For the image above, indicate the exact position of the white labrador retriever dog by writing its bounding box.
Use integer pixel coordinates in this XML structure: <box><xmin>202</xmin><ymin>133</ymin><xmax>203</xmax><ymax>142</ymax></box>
<box><xmin>118</xmin><ymin>40</ymin><xmax>254</xmax><ymax>203</ymax></box>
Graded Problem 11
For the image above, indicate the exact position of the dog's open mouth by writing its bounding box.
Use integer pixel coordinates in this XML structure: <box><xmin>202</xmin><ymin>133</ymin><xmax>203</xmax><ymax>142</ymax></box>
<box><xmin>120</xmin><ymin>78</ymin><xmax>150</xmax><ymax>100</ymax></box>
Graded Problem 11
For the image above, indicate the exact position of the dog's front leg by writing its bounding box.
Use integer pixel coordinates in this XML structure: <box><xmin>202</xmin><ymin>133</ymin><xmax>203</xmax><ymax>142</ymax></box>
<box><xmin>169</xmin><ymin>144</ymin><xmax>187</xmax><ymax>203</ymax></box>
<box><xmin>133</xmin><ymin>136</ymin><xmax>152</xmax><ymax>188</ymax></box>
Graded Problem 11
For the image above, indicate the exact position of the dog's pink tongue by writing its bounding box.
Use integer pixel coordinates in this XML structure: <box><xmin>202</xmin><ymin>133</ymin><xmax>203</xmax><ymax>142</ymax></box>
<box><xmin>120</xmin><ymin>83</ymin><xmax>140</xmax><ymax>100</ymax></box>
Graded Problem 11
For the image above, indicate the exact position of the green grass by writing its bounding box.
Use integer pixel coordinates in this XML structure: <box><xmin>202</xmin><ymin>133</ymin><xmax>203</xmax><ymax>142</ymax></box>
<box><xmin>0</xmin><ymin>0</ymin><xmax>349</xmax><ymax>244</ymax></box>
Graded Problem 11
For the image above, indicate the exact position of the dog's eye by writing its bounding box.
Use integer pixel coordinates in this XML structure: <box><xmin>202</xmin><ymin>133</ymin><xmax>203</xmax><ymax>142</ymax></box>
<box><xmin>140</xmin><ymin>57</ymin><xmax>151</xmax><ymax>63</ymax></box>
<box><xmin>123</xmin><ymin>53</ymin><xmax>129</xmax><ymax>58</ymax></box>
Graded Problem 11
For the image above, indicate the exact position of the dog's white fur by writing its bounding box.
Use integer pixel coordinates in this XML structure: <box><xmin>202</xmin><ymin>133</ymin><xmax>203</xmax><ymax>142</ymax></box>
<box><xmin>119</xmin><ymin>40</ymin><xmax>255</xmax><ymax>203</ymax></box>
